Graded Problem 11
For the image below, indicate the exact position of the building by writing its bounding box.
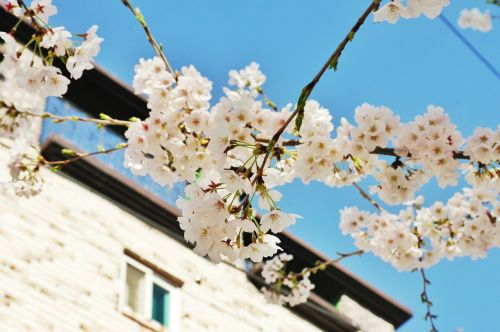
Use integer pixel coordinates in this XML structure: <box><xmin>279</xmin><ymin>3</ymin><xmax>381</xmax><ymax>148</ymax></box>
<box><xmin>0</xmin><ymin>7</ymin><xmax>411</xmax><ymax>332</ymax></box>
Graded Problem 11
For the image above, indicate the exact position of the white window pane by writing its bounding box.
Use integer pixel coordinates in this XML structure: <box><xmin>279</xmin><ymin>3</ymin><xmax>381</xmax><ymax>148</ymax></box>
<box><xmin>126</xmin><ymin>263</ymin><xmax>146</xmax><ymax>315</ymax></box>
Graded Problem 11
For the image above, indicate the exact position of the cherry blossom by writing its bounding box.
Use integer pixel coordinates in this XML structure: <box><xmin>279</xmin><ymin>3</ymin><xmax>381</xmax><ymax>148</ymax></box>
<box><xmin>2</xmin><ymin>2</ymin><xmax>102</xmax><ymax>94</ymax></box>
<box><xmin>66</xmin><ymin>25</ymin><xmax>103</xmax><ymax>79</ymax></box>
<box><xmin>373</xmin><ymin>0</ymin><xmax>409</xmax><ymax>24</ymax></box>
<box><xmin>6</xmin><ymin>144</ymin><xmax>44</xmax><ymax>198</ymax></box>
<box><xmin>458</xmin><ymin>8</ymin><xmax>493</xmax><ymax>33</ymax></box>
<box><xmin>260</xmin><ymin>253</ymin><xmax>315</xmax><ymax>307</ymax></box>
<box><xmin>407</xmin><ymin>0</ymin><xmax>450</xmax><ymax>19</ymax></box>
<box><xmin>228</xmin><ymin>62</ymin><xmax>266</xmax><ymax>90</ymax></box>
<box><xmin>374</xmin><ymin>0</ymin><xmax>451</xmax><ymax>24</ymax></box>
<box><xmin>340</xmin><ymin>185</ymin><xmax>499</xmax><ymax>271</ymax></box>
<box><xmin>40</xmin><ymin>26</ymin><xmax>72</xmax><ymax>56</ymax></box>
<box><xmin>1</xmin><ymin>2</ymin><xmax>499</xmax><ymax>324</ymax></box>
<box><xmin>30</xmin><ymin>0</ymin><xmax>57</xmax><ymax>24</ymax></box>
<box><xmin>260</xmin><ymin>210</ymin><xmax>300</xmax><ymax>233</ymax></box>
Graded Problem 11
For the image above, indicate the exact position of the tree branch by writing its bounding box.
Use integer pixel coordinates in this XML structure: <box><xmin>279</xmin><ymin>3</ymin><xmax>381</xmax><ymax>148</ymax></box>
<box><xmin>254</xmin><ymin>0</ymin><xmax>381</xmax><ymax>181</ymax></box>
<box><xmin>293</xmin><ymin>249</ymin><xmax>364</xmax><ymax>278</ymax></box>
<box><xmin>352</xmin><ymin>182</ymin><xmax>382</xmax><ymax>212</ymax></box>
<box><xmin>256</xmin><ymin>87</ymin><xmax>279</xmax><ymax>112</ymax></box>
<box><xmin>371</xmin><ymin>147</ymin><xmax>470</xmax><ymax>161</ymax></box>
<box><xmin>253</xmin><ymin>138</ymin><xmax>470</xmax><ymax>160</ymax></box>
<box><xmin>120</xmin><ymin>0</ymin><xmax>174</xmax><ymax>73</ymax></box>
<box><xmin>17</xmin><ymin>0</ymin><xmax>46</xmax><ymax>31</ymax></box>
<box><xmin>41</xmin><ymin>144</ymin><xmax>128</xmax><ymax>166</ymax></box>
<box><xmin>11</xmin><ymin>108</ymin><xmax>132</xmax><ymax>127</ymax></box>
<box><xmin>420</xmin><ymin>268</ymin><xmax>439</xmax><ymax>332</ymax></box>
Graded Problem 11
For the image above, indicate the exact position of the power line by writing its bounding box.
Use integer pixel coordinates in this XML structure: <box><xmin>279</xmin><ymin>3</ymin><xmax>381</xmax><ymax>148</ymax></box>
<box><xmin>439</xmin><ymin>14</ymin><xmax>500</xmax><ymax>80</ymax></box>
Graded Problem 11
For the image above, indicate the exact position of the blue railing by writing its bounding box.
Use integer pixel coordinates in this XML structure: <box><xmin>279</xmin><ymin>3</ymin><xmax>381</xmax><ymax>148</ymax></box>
<box><xmin>41</xmin><ymin>97</ymin><xmax>183</xmax><ymax>206</ymax></box>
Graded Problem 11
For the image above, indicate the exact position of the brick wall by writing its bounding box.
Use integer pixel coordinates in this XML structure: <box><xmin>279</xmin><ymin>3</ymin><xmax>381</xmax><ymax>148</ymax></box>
<box><xmin>0</xmin><ymin>142</ymin><xmax>328</xmax><ymax>332</ymax></box>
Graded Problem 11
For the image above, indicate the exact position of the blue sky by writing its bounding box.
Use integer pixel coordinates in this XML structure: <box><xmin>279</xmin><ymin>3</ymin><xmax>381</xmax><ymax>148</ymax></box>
<box><xmin>51</xmin><ymin>1</ymin><xmax>500</xmax><ymax>331</ymax></box>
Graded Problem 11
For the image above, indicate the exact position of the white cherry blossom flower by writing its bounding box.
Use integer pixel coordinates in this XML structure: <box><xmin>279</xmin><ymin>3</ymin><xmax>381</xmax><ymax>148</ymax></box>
<box><xmin>260</xmin><ymin>210</ymin><xmax>300</xmax><ymax>233</ymax></box>
<box><xmin>458</xmin><ymin>8</ymin><xmax>492</xmax><ymax>33</ymax></box>
<box><xmin>220</xmin><ymin>170</ymin><xmax>253</xmax><ymax>194</ymax></box>
<box><xmin>373</xmin><ymin>0</ymin><xmax>409</xmax><ymax>24</ymax></box>
<box><xmin>66</xmin><ymin>25</ymin><xmax>103</xmax><ymax>79</ymax></box>
<box><xmin>30</xmin><ymin>0</ymin><xmax>58</xmax><ymax>24</ymax></box>
<box><xmin>407</xmin><ymin>0</ymin><xmax>450</xmax><ymax>19</ymax></box>
<box><xmin>240</xmin><ymin>234</ymin><xmax>281</xmax><ymax>262</ymax></box>
<box><xmin>40</xmin><ymin>26</ymin><xmax>72</xmax><ymax>56</ymax></box>
<box><xmin>228</xmin><ymin>62</ymin><xmax>266</xmax><ymax>89</ymax></box>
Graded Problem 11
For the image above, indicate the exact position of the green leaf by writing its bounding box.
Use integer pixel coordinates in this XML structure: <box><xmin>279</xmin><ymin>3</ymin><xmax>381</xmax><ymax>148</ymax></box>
<box><xmin>293</xmin><ymin>87</ymin><xmax>311</xmax><ymax>133</ymax></box>
<box><xmin>135</xmin><ymin>7</ymin><xmax>147</xmax><ymax>26</ymax></box>
<box><xmin>328</xmin><ymin>57</ymin><xmax>339</xmax><ymax>71</ymax></box>
<box><xmin>61</xmin><ymin>149</ymin><xmax>76</xmax><ymax>156</ymax></box>
<box><xmin>97</xmin><ymin>145</ymin><xmax>105</xmax><ymax>152</ymax></box>
<box><xmin>347</xmin><ymin>31</ymin><xmax>355</xmax><ymax>42</ymax></box>
<box><xmin>294</xmin><ymin>112</ymin><xmax>304</xmax><ymax>135</ymax></box>
<box><xmin>99</xmin><ymin>113</ymin><xmax>111</xmax><ymax>120</ymax></box>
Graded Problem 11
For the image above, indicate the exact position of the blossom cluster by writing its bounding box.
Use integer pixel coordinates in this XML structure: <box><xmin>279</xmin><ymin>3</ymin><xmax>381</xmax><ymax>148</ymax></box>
<box><xmin>123</xmin><ymin>55</ymin><xmax>499</xmax><ymax>268</ymax></box>
<box><xmin>260</xmin><ymin>253</ymin><xmax>315</xmax><ymax>307</ymax></box>
<box><xmin>340</xmin><ymin>185</ymin><xmax>499</xmax><ymax>271</ymax></box>
<box><xmin>373</xmin><ymin>0</ymin><xmax>450</xmax><ymax>24</ymax></box>
<box><xmin>4</xmin><ymin>143</ymin><xmax>43</xmax><ymax>197</ymax></box>
<box><xmin>458</xmin><ymin>8</ymin><xmax>493</xmax><ymax>33</ymax></box>
<box><xmin>0</xmin><ymin>40</ymin><xmax>47</xmax><ymax>197</ymax></box>
<box><xmin>0</xmin><ymin>58</ymin><xmax>42</xmax><ymax>142</ymax></box>
<box><xmin>176</xmin><ymin>179</ymin><xmax>301</xmax><ymax>264</ymax></box>
<box><xmin>1</xmin><ymin>0</ymin><xmax>499</xmax><ymax>310</ymax></box>
<box><xmin>125</xmin><ymin>59</ymin><xmax>306</xmax><ymax>264</ymax></box>
<box><xmin>1</xmin><ymin>0</ymin><xmax>102</xmax><ymax>97</ymax></box>
<box><xmin>371</xmin><ymin>105</ymin><xmax>464</xmax><ymax>203</ymax></box>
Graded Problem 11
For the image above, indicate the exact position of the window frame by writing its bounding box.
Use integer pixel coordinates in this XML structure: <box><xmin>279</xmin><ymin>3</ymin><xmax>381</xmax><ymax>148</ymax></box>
<box><xmin>120</xmin><ymin>254</ymin><xmax>181</xmax><ymax>332</ymax></box>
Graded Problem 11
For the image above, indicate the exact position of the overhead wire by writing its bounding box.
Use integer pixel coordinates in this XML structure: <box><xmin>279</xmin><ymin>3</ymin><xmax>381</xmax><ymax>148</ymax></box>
<box><xmin>439</xmin><ymin>14</ymin><xmax>500</xmax><ymax>80</ymax></box>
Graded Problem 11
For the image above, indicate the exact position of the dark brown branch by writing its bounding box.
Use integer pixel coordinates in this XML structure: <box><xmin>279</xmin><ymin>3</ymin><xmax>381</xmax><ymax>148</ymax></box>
<box><xmin>371</xmin><ymin>147</ymin><xmax>470</xmax><ymax>160</ymax></box>
<box><xmin>253</xmin><ymin>137</ymin><xmax>302</xmax><ymax>147</ymax></box>
<box><xmin>253</xmin><ymin>0</ymin><xmax>381</xmax><ymax>181</ymax></box>
<box><xmin>121</xmin><ymin>0</ymin><xmax>174</xmax><ymax>73</ymax></box>
<box><xmin>17</xmin><ymin>0</ymin><xmax>45</xmax><ymax>31</ymax></box>
<box><xmin>253</xmin><ymin>138</ymin><xmax>470</xmax><ymax>161</ymax></box>
<box><xmin>420</xmin><ymin>268</ymin><xmax>439</xmax><ymax>332</ymax></box>
<box><xmin>238</xmin><ymin>0</ymin><xmax>381</xmax><ymax>214</ymax></box>
<box><xmin>352</xmin><ymin>183</ymin><xmax>382</xmax><ymax>212</ymax></box>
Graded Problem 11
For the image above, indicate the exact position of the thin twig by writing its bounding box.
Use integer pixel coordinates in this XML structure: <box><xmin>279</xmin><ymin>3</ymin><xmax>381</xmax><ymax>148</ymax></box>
<box><xmin>371</xmin><ymin>147</ymin><xmax>470</xmax><ymax>161</ymax></box>
<box><xmin>42</xmin><ymin>144</ymin><xmax>128</xmax><ymax>166</ymax></box>
<box><xmin>291</xmin><ymin>249</ymin><xmax>363</xmax><ymax>278</ymax></box>
<box><xmin>239</xmin><ymin>0</ymin><xmax>381</xmax><ymax>214</ymax></box>
<box><xmin>420</xmin><ymin>268</ymin><xmax>439</xmax><ymax>332</ymax></box>
<box><xmin>352</xmin><ymin>182</ymin><xmax>382</xmax><ymax>212</ymax></box>
<box><xmin>253</xmin><ymin>137</ymin><xmax>302</xmax><ymax>147</ymax></box>
<box><xmin>16</xmin><ymin>0</ymin><xmax>46</xmax><ymax>31</ymax></box>
<box><xmin>9</xmin><ymin>107</ymin><xmax>132</xmax><ymax>127</ymax></box>
<box><xmin>120</xmin><ymin>0</ymin><xmax>174</xmax><ymax>73</ymax></box>
<box><xmin>256</xmin><ymin>87</ymin><xmax>279</xmax><ymax>112</ymax></box>
<box><xmin>253</xmin><ymin>138</ymin><xmax>471</xmax><ymax>160</ymax></box>
<box><xmin>254</xmin><ymin>0</ymin><xmax>381</xmax><ymax>180</ymax></box>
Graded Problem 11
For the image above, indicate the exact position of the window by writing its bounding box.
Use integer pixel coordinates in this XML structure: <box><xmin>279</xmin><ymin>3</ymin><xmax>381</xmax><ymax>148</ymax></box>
<box><xmin>121</xmin><ymin>253</ymin><xmax>181</xmax><ymax>332</ymax></box>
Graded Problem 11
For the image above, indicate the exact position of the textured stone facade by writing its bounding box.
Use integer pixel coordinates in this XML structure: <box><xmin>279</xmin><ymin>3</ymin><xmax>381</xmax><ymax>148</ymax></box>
<box><xmin>0</xmin><ymin>142</ymin><xmax>328</xmax><ymax>332</ymax></box>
